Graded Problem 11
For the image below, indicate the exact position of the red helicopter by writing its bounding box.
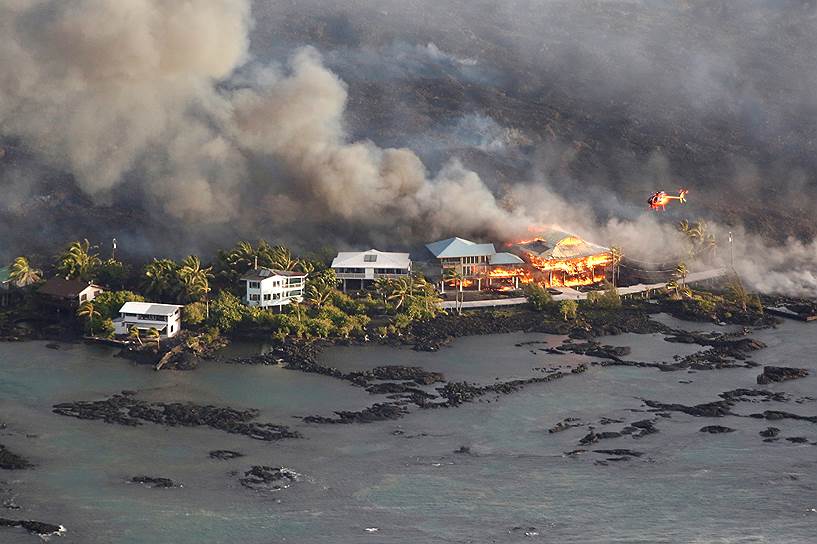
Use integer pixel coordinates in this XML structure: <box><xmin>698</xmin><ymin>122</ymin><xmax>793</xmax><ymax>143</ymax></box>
<box><xmin>648</xmin><ymin>189</ymin><xmax>688</xmax><ymax>211</ymax></box>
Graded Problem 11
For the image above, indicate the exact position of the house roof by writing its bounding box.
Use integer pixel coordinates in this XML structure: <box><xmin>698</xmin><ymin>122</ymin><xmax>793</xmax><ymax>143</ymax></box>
<box><xmin>119</xmin><ymin>301</ymin><xmax>182</xmax><ymax>316</ymax></box>
<box><xmin>38</xmin><ymin>277</ymin><xmax>103</xmax><ymax>299</ymax></box>
<box><xmin>489</xmin><ymin>252</ymin><xmax>525</xmax><ymax>265</ymax></box>
<box><xmin>240</xmin><ymin>267</ymin><xmax>307</xmax><ymax>281</ymax></box>
<box><xmin>331</xmin><ymin>249</ymin><xmax>411</xmax><ymax>269</ymax></box>
<box><xmin>515</xmin><ymin>232</ymin><xmax>609</xmax><ymax>260</ymax></box>
<box><xmin>425</xmin><ymin>237</ymin><xmax>496</xmax><ymax>259</ymax></box>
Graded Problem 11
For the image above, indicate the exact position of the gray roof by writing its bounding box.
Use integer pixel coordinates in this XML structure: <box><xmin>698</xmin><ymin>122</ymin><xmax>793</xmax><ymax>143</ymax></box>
<box><xmin>119</xmin><ymin>302</ymin><xmax>182</xmax><ymax>316</ymax></box>
<box><xmin>426</xmin><ymin>237</ymin><xmax>496</xmax><ymax>259</ymax></box>
<box><xmin>331</xmin><ymin>249</ymin><xmax>411</xmax><ymax>269</ymax></box>
<box><xmin>489</xmin><ymin>252</ymin><xmax>525</xmax><ymax>265</ymax></box>
<box><xmin>240</xmin><ymin>267</ymin><xmax>307</xmax><ymax>281</ymax></box>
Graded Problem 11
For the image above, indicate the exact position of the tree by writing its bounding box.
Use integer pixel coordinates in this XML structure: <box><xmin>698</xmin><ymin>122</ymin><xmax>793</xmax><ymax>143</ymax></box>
<box><xmin>444</xmin><ymin>268</ymin><xmax>466</xmax><ymax>315</ymax></box>
<box><xmin>209</xmin><ymin>291</ymin><xmax>246</xmax><ymax>332</ymax></box>
<box><xmin>727</xmin><ymin>275</ymin><xmax>749</xmax><ymax>313</ymax></box>
<box><xmin>269</xmin><ymin>245</ymin><xmax>298</xmax><ymax>271</ymax></box>
<box><xmin>560</xmin><ymin>299</ymin><xmax>578</xmax><ymax>321</ymax></box>
<box><xmin>147</xmin><ymin>327</ymin><xmax>161</xmax><ymax>351</ymax></box>
<box><xmin>215</xmin><ymin>240</ymin><xmax>257</xmax><ymax>283</ymax></box>
<box><xmin>674</xmin><ymin>262</ymin><xmax>689</xmax><ymax>288</ymax></box>
<box><xmin>93</xmin><ymin>290</ymin><xmax>145</xmax><ymax>320</ymax></box>
<box><xmin>183</xmin><ymin>302</ymin><xmax>207</xmax><ymax>326</ymax></box>
<box><xmin>386</xmin><ymin>276</ymin><xmax>414</xmax><ymax>311</ymax></box>
<box><xmin>128</xmin><ymin>326</ymin><xmax>143</xmax><ymax>346</ymax></box>
<box><xmin>142</xmin><ymin>259</ymin><xmax>180</xmax><ymax>301</ymax></box>
<box><xmin>8</xmin><ymin>256</ymin><xmax>42</xmax><ymax>287</ymax></box>
<box><xmin>77</xmin><ymin>301</ymin><xmax>101</xmax><ymax>336</ymax></box>
<box><xmin>609</xmin><ymin>246</ymin><xmax>623</xmax><ymax>287</ymax></box>
<box><xmin>523</xmin><ymin>283</ymin><xmax>553</xmax><ymax>312</ymax></box>
<box><xmin>586</xmin><ymin>281</ymin><xmax>621</xmax><ymax>309</ymax></box>
<box><xmin>57</xmin><ymin>239</ymin><xmax>101</xmax><ymax>280</ymax></box>
<box><xmin>304</xmin><ymin>277</ymin><xmax>334</xmax><ymax>309</ymax></box>
<box><xmin>373</xmin><ymin>277</ymin><xmax>394</xmax><ymax>306</ymax></box>
<box><xmin>96</xmin><ymin>258</ymin><xmax>129</xmax><ymax>290</ymax></box>
<box><xmin>178</xmin><ymin>256</ymin><xmax>214</xmax><ymax>315</ymax></box>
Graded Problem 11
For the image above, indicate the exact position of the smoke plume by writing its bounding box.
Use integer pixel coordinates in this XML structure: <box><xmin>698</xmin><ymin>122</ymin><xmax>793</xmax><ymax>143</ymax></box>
<box><xmin>0</xmin><ymin>0</ymin><xmax>815</xmax><ymax>296</ymax></box>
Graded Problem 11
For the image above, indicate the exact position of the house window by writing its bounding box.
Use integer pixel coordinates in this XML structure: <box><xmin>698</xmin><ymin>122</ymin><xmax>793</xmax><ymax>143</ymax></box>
<box><xmin>248</xmin><ymin>281</ymin><xmax>260</xmax><ymax>289</ymax></box>
<box><xmin>263</xmin><ymin>294</ymin><xmax>271</xmax><ymax>301</ymax></box>
<box><xmin>80</xmin><ymin>294</ymin><xmax>87</xmax><ymax>302</ymax></box>
<box><xmin>364</xmin><ymin>254</ymin><xmax>378</xmax><ymax>262</ymax></box>
<box><xmin>250</xmin><ymin>294</ymin><xmax>260</xmax><ymax>301</ymax></box>
<box><xmin>170</xmin><ymin>325</ymin><xmax>174</xmax><ymax>333</ymax></box>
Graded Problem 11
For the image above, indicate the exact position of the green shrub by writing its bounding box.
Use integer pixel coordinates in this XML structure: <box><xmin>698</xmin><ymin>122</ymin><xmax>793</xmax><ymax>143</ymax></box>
<box><xmin>183</xmin><ymin>302</ymin><xmax>207</xmax><ymax>326</ymax></box>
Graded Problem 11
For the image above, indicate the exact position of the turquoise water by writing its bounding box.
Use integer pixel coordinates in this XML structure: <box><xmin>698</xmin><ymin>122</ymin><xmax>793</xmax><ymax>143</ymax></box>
<box><xmin>1</xmin><ymin>318</ymin><xmax>816</xmax><ymax>543</ymax></box>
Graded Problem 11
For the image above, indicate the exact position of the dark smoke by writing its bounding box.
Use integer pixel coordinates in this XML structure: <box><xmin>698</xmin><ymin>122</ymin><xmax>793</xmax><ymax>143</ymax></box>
<box><xmin>1</xmin><ymin>0</ymin><xmax>815</xmax><ymax>295</ymax></box>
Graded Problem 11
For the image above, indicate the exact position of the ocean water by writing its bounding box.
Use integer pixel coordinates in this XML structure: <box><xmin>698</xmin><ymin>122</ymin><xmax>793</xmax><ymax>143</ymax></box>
<box><xmin>1</xmin><ymin>316</ymin><xmax>816</xmax><ymax>543</ymax></box>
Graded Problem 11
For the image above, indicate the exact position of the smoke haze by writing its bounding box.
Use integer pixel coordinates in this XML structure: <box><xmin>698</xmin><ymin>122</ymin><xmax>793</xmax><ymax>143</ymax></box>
<box><xmin>0</xmin><ymin>0</ymin><xmax>816</xmax><ymax>295</ymax></box>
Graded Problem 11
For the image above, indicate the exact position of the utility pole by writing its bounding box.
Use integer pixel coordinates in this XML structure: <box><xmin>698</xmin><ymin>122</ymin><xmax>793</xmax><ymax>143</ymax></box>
<box><xmin>728</xmin><ymin>231</ymin><xmax>733</xmax><ymax>270</ymax></box>
<box><xmin>112</xmin><ymin>238</ymin><xmax>117</xmax><ymax>260</ymax></box>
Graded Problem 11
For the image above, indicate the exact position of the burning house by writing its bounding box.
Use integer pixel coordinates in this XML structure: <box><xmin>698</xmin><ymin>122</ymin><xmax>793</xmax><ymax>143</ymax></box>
<box><xmin>426</xmin><ymin>231</ymin><xmax>613</xmax><ymax>292</ymax></box>
<box><xmin>511</xmin><ymin>230</ymin><xmax>612</xmax><ymax>288</ymax></box>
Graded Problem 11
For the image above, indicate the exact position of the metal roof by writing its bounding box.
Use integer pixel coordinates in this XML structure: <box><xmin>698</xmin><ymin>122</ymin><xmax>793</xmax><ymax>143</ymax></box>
<box><xmin>119</xmin><ymin>301</ymin><xmax>182</xmax><ymax>316</ymax></box>
<box><xmin>489</xmin><ymin>252</ymin><xmax>524</xmax><ymax>265</ymax></box>
<box><xmin>240</xmin><ymin>267</ymin><xmax>307</xmax><ymax>281</ymax></box>
<box><xmin>425</xmin><ymin>237</ymin><xmax>496</xmax><ymax>259</ymax></box>
<box><xmin>331</xmin><ymin>249</ymin><xmax>411</xmax><ymax>269</ymax></box>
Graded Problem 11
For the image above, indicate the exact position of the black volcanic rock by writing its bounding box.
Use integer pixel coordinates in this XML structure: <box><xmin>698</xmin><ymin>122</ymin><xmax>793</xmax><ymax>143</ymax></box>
<box><xmin>130</xmin><ymin>476</ymin><xmax>176</xmax><ymax>488</ymax></box>
<box><xmin>52</xmin><ymin>392</ymin><xmax>300</xmax><ymax>441</ymax></box>
<box><xmin>700</xmin><ymin>425</ymin><xmax>735</xmax><ymax>434</ymax></box>
<box><xmin>209</xmin><ymin>450</ymin><xmax>244</xmax><ymax>460</ymax></box>
<box><xmin>0</xmin><ymin>445</ymin><xmax>33</xmax><ymax>470</ymax></box>
<box><xmin>239</xmin><ymin>466</ymin><xmax>299</xmax><ymax>491</ymax></box>
<box><xmin>757</xmin><ymin>366</ymin><xmax>809</xmax><ymax>385</ymax></box>
<box><xmin>0</xmin><ymin>518</ymin><xmax>63</xmax><ymax>537</ymax></box>
<box><xmin>759</xmin><ymin>427</ymin><xmax>780</xmax><ymax>438</ymax></box>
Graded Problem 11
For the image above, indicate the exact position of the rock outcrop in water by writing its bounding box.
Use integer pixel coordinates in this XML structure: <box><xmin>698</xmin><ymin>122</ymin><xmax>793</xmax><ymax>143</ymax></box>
<box><xmin>209</xmin><ymin>450</ymin><xmax>245</xmax><ymax>460</ymax></box>
<box><xmin>0</xmin><ymin>445</ymin><xmax>33</xmax><ymax>470</ymax></box>
<box><xmin>756</xmin><ymin>366</ymin><xmax>809</xmax><ymax>385</ymax></box>
<box><xmin>699</xmin><ymin>425</ymin><xmax>736</xmax><ymax>433</ymax></box>
<box><xmin>239</xmin><ymin>466</ymin><xmax>299</xmax><ymax>491</ymax></box>
<box><xmin>130</xmin><ymin>476</ymin><xmax>177</xmax><ymax>488</ymax></box>
<box><xmin>0</xmin><ymin>518</ymin><xmax>64</xmax><ymax>537</ymax></box>
<box><xmin>52</xmin><ymin>391</ymin><xmax>300</xmax><ymax>441</ymax></box>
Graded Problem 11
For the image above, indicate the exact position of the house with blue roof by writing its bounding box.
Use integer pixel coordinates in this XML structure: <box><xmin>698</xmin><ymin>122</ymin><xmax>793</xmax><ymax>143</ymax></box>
<box><xmin>425</xmin><ymin>237</ymin><xmax>525</xmax><ymax>291</ymax></box>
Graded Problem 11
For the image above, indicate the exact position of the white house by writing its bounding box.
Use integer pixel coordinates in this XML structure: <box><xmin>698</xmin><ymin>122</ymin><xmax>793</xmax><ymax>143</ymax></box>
<box><xmin>241</xmin><ymin>267</ymin><xmax>306</xmax><ymax>309</ymax></box>
<box><xmin>425</xmin><ymin>237</ymin><xmax>527</xmax><ymax>291</ymax></box>
<box><xmin>331</xmin><ymin>249</ymin><xmax>411</xmax><ymax>292</ymax></box>
<box><xmin>114</xmin><ymin>301</ymin><xmax>183</xmax><ymax>338</ymax></box>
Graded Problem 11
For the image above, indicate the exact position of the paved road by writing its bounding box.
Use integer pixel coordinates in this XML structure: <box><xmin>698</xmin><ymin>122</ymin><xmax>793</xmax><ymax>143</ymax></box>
<box><xmin>440</xmin><ymin>268</ymin><xmax>729</xmax><ymax>309</ymax></box>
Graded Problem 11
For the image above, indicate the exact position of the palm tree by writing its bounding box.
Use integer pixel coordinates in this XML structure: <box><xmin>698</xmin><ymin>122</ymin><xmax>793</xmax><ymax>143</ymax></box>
<box><xmin>297</xmin><ymin>259</ymin><xmax>316</xmax><ymax>275</ymax></box>
<box><xmin>178</xmin><ymin>256</ymin><xmax>214</xmax><ymax>307</ymax></box>
<box><xmin>128</xmin><ymin>326</ymin><xmax>143</xmax><ymax>346</ymax></box>
<box><xmin>269</xmin><ymin>245</ymin><xmax>298</xmax><ymax>271</ymax></box>
<box><xmin>147</xmin><ymin>327</ymin><xmax>161</xmax><ymax>351</ymax></box>
<box><xmin>77</xmin><ymin>301</ymin><xmax>101</xmax><ymax>336</ymax></box>
<box><xmin>289</xmin><ymin>301</ymin><xmax>305</xmax><ymax>323</ymax></box>
<box><xmin>386</xmin><ymin>276</ymin><xmax>414</xmax><ymax>311</ymax></box>
<box><xmin>609</xmin><ymin>246</ymin><xmax>623</xmax><ymax>287</ymax></box>
<box><xmin>444</xmin><ymin>268</ymin><xmax>466</xmax><ymax>315</ymax></box>
<box><xmin>674</xmin><ymin>262</ymin><xmax>689</xmax><ymax>288</ymax></box>
<box><xmin>703</xmin><ymin>233</ymin><xmax>717</xmax><ymax>262</ymax></box>
<box><xmin>373</xmin><ymin>277</ymin><xmax>394</xmax><ymax>306</ymax></box>
<box><xmin>304</xmin><ymin>277</ymin><xmax>334</xmax><ymax>308</ymax></box>
<box><xmin>57</xmin><ymin>239</ymin><xmax>101</xmax><ymax>280</ymax></box>
<box><xmin>142</xmin><ymin>259</ymin><xmax>180</xmax><ymax>300</ymax></box>
<box><xmin>8</xmin><ymin>256</ymin><xmax>42</xmax><ymax>287</ymax></box>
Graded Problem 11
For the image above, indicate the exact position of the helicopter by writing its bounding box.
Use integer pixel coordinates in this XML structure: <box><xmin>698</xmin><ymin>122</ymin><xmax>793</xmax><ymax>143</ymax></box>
<box><xmin>648</xmin><ymin>189</ymin><xmax>688</xmax><ymax>211</ymax></box>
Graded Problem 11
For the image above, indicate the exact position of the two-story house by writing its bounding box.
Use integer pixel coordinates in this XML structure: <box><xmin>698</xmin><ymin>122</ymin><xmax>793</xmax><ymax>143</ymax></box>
<box><xmin>241</xmin><ymin>267</ymin><xmax>306</xmax><ymax>309</ymax></box>
<box><xmin>331</xmin><ymin>249</ymin><xmax>411</xmax><ymax>292</ymax></box>
<box><xmin>425</xmin><ymin>237</ymin><xmax>526</xmax><ymax>291</ymax></box>
<box><xmin>114</xmin><ymin>302</ymin><xmax>183</xmax><ymax>338</ymax></box>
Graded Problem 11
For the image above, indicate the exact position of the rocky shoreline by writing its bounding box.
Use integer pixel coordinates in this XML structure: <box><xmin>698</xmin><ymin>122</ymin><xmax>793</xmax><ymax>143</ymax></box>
<box><xmin>52</xmin><ymin>391</ymin><xmax>301</xmax><ymax>441</ymax></box>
